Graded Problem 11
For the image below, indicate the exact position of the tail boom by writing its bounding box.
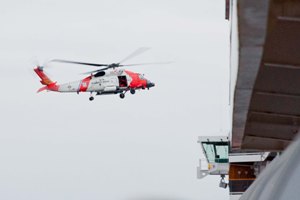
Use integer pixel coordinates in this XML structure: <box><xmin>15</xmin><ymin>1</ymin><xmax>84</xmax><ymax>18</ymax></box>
<box><xmin>34</xmin><ymin>67</ymin><xmax>59</xmax><ymax>92</ymax></box>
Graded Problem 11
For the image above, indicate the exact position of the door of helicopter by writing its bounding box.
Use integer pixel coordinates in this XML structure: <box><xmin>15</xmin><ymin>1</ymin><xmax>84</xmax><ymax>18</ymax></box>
<box><xmin>118</xmin><ymin>76</ymin><xmax>128</xmax><ymax>87</ymax></box>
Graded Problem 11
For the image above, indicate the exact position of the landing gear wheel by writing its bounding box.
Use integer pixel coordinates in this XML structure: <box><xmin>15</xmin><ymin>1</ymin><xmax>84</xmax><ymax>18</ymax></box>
<box><xmin>130</xmin><ymin>89</ymin><xmax>136</xmax><ymax>94</ymax></box>
<box><xmin>120</xmin><ymin>93</ymin><xmax>125</xmax><ymax>99</ymax></box>
<box><xmin>89</xmin><ymin>96</ymin><xmax>94</xmax><ymax>101</ymax></box>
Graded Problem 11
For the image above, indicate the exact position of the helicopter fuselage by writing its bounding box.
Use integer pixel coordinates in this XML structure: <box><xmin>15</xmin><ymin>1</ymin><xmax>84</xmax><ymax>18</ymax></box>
<box><xmin>34</xmin><ymin>67</ymin><xmax>155</xmax><ymax>99</ymax></box>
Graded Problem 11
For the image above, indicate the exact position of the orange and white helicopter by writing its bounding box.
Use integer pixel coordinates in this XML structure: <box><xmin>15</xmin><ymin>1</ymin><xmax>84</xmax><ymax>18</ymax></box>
<box><xmin>34</xmin><ymin>48</ymin><xmax>169</xmax><ymax>101</ymax></box>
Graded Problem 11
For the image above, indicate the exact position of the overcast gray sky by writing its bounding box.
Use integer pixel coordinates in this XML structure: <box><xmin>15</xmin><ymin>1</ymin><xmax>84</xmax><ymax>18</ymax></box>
<box><xmin>0</xmin><ymin>0</ymin><xmax>230</xmax><ymax>199</ymax></box>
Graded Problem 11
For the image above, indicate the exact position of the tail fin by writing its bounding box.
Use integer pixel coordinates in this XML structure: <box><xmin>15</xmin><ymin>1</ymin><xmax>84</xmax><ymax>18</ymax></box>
<box><xmin>34</xmin><ymin>67</ymin><xmax>54</xmax><ymax>85</ymax></box>
<box><xmin>34</xmin><ymin>67</ymin><xmax>58</xmax><ymax>92</ymax></box>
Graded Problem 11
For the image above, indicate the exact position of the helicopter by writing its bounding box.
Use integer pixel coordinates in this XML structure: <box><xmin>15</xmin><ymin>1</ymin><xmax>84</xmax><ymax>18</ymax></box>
<box><xmin>34</xmin><ymin>48</ymin><xmax>169</xmax><ymax>101</ymax></box>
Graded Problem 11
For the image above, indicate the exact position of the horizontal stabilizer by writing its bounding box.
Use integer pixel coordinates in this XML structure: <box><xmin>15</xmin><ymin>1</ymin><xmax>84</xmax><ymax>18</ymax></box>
<box><xmin>37</xmin><ymin>86</ymin><xmax>48</xmax><ymax>93</ymax></box>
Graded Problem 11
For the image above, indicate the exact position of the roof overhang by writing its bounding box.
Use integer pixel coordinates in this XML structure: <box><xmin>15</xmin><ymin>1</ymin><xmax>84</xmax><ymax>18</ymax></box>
<box><xmin>232</xmin><ymin>0</ymin><xmax>300</xmax><ymax>151</ymax></box>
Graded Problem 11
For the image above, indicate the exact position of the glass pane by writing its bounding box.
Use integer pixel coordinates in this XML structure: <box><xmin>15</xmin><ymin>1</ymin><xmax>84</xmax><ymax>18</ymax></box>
<box><xmin>215</xmin><ymin>145</ymin><xmax>229</xmax><ymax>163</ymax></box>
<box><xmin>202</xmin><ymin>143</ymin><xmax>216</xmax><ymax>163</ymax></box>
<box><xmin>215</xmin><ymin>145</ymin><xmax>228</xmax><ymax>159</ymax></box>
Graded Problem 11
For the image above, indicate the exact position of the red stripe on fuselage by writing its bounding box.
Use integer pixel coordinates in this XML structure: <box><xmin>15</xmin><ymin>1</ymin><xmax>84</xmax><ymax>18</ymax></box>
<box><xmin>79</xmin><ymin>76</ymin><xmax>92</xmax><ymax>92</ymax></box>
<box><xmin>125</xmin><ymin>70</ymin><xmax>147</xmax><ymax>89</ymax></box>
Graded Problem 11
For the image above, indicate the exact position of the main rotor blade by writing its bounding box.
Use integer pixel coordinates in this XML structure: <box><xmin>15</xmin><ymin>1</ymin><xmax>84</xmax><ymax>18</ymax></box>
<box><xmin>124</xmin><ymin>61</ymin><xmax>173</xmax><ymax>66</ymax></box>
<box><xmin>119</xmin><ymin>47</ymin><xmax>150</xmax><ymax>64</ymax></box>
<box><xmin>81</xmin><ymin>66</ymin><xmax>113</xmax><ymax>74</ymax></box>
<box><xmin>51</xmin><ymin>59</ymin><xmax>109</xmax><ymax>67</ymax></box>
<box><xmin>81</xmin><ymin>69</ymin><xmax>102</xmax><ymax>75</ymax></box>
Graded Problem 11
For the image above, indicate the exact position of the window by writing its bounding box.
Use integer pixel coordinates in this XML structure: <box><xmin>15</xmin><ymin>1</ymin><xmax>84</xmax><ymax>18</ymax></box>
<box><xmin>202</xmin><ymin>143</ymin><xmax>216</xmax><ymax>163</ymax></box>
<box><xmin>215</xmin><ymin>144</ymin><xmax>229</xmax><ymax>163</ymax></box>
<box><xmin>138</xmin><ymin>74</ymin><xmax>146</xmax><ymax>80</ymax></box>
<box><xmin>94</xmin><ymin>71</ymin><xmax>105</xmax><ymax>77</ymax></box>
<box><xmin>202</xmin><ymin>142</ymin><xmax>229</xmax><ymax>163</ymax></box>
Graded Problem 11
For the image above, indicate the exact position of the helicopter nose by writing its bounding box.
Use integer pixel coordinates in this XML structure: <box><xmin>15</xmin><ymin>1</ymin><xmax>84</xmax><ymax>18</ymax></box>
<box><xmin>146</xmin><ymin>80</ymin><xmax>155</xmax><ymax>88</ymax></box>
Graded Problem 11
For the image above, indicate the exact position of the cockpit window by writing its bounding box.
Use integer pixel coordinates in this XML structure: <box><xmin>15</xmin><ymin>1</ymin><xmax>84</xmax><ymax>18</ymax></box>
<box><xmin>138</xmin><ymin>74</ymin><xmax>146</xmax><ymax>80</ymax></box>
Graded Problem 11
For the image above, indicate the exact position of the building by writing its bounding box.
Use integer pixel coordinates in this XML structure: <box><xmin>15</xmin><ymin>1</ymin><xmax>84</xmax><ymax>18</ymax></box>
<box><xmin>199</xmin><ymin>0</ymin><xmax>300</xmax><ymax>199</ymax></box>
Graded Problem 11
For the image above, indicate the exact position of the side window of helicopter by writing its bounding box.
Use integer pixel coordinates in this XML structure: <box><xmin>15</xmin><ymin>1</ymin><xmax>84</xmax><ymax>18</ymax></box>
<box><xmin>94</xmin><ymin>71</ymin><xmax>106</xmax><ymax>77</ymax></box>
